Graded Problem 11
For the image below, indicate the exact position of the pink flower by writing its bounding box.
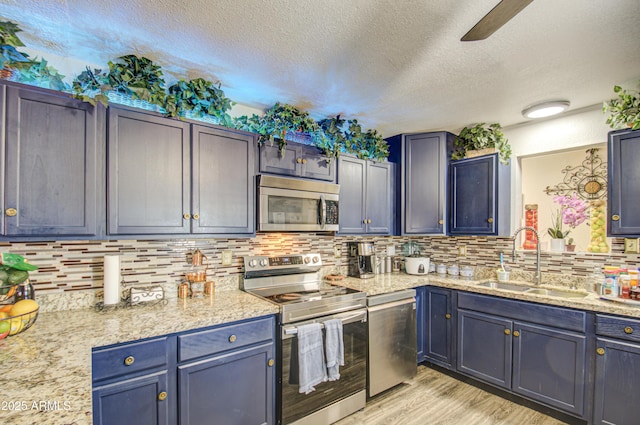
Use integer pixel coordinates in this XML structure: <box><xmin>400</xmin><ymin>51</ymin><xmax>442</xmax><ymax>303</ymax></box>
<box><xmin>553</xmin><ymin>194</ymin><xmax>589</xmax><ymax>229</ymax></box>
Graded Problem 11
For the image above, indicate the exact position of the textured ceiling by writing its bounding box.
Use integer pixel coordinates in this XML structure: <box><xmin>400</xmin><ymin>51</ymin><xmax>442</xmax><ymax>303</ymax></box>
<box><xmin>1</xmin><ymin>0</ymin><xmax>639</xmax><ymax>137</ymax></box>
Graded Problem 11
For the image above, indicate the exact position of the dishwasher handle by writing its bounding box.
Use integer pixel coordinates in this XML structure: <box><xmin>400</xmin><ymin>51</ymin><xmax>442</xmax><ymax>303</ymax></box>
<box><xmin>367</xmin><ymin>297</ymin><xmax>415</xmax><ymax>313</ymax></box>
<box><xmin>367</xmin><ymin>288</ymin><xmax>416</xmax><ymax>307</ymax></box>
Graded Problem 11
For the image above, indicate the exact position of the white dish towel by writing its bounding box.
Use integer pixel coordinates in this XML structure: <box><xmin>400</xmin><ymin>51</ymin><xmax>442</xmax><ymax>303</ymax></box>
<box><xmin>297</xmin><ymin>323</ymin><xmax>327</xmax><ymax>394</ymax></box>
<box><xmin>324</xmin><ymin>318</ymin><xmax>344</xmax><ymax>381</ymax></box>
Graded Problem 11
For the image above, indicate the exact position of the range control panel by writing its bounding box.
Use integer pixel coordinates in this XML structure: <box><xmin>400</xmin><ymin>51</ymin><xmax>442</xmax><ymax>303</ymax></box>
<box><xmin>243</xmin><ymin>253</ymin><xmax>322</xmax><ymax>271</ymax></box>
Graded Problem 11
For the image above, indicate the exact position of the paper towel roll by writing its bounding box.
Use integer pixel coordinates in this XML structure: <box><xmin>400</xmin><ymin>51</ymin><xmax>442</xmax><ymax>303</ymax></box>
<box><xmin>104</xmin><ymin>255</ymin><xmax>121</xmax><ymax>305</ymax></box>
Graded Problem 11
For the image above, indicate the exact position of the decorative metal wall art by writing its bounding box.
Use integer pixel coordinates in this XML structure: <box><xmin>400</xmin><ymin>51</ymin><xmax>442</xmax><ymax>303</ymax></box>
<box><xmin>544</xmin><ymin>148</ymin><xmax>607</xmax><ymax>200</ymax></box>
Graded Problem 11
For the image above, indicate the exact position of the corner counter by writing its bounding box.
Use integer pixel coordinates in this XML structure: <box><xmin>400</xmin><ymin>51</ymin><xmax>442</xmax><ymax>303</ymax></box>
<box><xmin>3</xmin><ymin>272</ymin><xmax>640</xmax><ymax>424</ymax></box>
<box><xmin>0</xmin><ymin>290</ymin><xmax>279</xmax><ymax>425</ymax></box>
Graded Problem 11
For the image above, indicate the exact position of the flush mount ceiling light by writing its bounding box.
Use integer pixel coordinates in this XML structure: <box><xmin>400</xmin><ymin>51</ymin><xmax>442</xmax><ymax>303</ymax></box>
<box><xmin>522</xmin><ymin>100</ymin><xmax>570</xmax><ymax>119</ymax></box>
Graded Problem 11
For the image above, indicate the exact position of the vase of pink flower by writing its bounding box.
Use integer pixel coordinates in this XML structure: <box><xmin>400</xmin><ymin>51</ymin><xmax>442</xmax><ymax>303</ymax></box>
<box><xmin>547</xmin><ymin>194</ymin><xmax>589</xmax><ymax>252</ymax></box>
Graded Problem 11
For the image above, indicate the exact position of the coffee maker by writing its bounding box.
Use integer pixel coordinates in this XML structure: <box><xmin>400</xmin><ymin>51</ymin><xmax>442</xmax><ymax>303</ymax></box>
<box><xmin>347</xmin><ymin>242</ymin><xmax>376</xmax><ymax>279</ymax></box>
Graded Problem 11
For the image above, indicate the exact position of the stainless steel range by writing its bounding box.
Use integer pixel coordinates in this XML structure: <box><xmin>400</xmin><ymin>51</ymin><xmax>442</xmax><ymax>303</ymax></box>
<box><xmin>242</xmin><ymin>253</ymin><xmax>367</xmax><ymax>425</ymax></box>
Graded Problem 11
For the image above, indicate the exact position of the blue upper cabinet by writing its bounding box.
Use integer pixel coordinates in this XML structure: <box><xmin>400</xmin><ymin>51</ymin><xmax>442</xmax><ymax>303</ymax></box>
<box><xmin>387</xmin><ymin>132</ymin><xmax>455</xmax><ymax>235</ymax></box>
<box><xmin>1</xmin><ymin>82</ymin><xmax>105</xmax><ymax>239</ymax></box>
<box><xmin>108</xmin><ymin>106</ymin><xmax>192</xmax><ymax>235</ymax></box>
<box><xmin>191</xmin><ymin>125</ymin><xmax>255</xmax><ymax>235</ymax></box>
<box><xmin>449</xmin><ymin>153</ymin><xmax>510</xmax><ymax>236</ymax></box>
<box><xmin>608</xmin><ymin>128</ymin><xmax>640</xmax><ymax>236</ymax></box>
<box><xmin>259</xmin><ymin>141</ymin><xmax>336</xmax><ymax>182</ymax></box>
<box><xmin>108</xmin><ymin>107</ymin><xmax>256</xmax><ymax>237</ymax></box>
<box><xmin>338</xmin><ymin>156</ymin><xmax>394</xmax><ymax>235</ymax></box>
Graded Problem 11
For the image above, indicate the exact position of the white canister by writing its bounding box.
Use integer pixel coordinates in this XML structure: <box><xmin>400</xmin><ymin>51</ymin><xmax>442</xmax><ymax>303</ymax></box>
<box><xmin>404</xmin><ymin>256</ymin><xmax>430</xmax><ymax>275</ymax></box>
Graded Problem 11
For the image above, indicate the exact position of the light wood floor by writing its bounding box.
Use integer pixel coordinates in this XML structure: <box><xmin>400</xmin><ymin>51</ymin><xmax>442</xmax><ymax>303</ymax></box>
<box><xmin>334</xmin><ymin>365</ymin><xmax>570</xmax><ymax>425</ymax></box>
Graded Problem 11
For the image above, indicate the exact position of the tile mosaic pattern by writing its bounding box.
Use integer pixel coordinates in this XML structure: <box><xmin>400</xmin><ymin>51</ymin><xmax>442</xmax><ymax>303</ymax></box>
<box><xmin>1</xmin><ymin>234</ymin><xmax>637</xmax><ymax>308</ymax></box>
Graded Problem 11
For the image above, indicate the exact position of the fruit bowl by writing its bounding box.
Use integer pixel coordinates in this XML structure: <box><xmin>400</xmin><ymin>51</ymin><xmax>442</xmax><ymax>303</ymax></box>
<box><xmin>0</xmin><ymin>307</ymin><xmax>39</xmax><ymax>337</ymax></box>
<box><xmin>0</xmin><ymin>299</ymin><xmax>39</xmax><ymax>338</ymax></box>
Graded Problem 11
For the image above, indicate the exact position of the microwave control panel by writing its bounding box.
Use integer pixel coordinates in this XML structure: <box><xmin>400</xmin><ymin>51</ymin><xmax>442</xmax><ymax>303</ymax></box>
<box><xmin>326</xmin><ymin>200</ymin><xmax>339</xmax><ymax>224</ymax></box>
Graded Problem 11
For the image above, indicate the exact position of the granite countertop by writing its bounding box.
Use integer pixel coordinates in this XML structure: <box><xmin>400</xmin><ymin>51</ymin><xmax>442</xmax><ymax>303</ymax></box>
<box><xmin>337</xmin><ymin>272</ymin><xmax>640</xmax><ymax>319</ymax></box>
<box><xmin>0</xmin><ymin>289</ymin><xmax>279</xmax><ymax>425</ymax></box>
<box><xmin>3</xmin><ymin>272</ymin><xmax>640</xmax><ymax>425</ymax></box>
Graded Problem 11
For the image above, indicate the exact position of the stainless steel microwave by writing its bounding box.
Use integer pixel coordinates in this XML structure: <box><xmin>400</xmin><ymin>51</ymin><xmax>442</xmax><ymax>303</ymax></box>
<box><xmin>257</xmin><ymin>175</ymin><xmax>340</xmax><ymax>232</ymax></box>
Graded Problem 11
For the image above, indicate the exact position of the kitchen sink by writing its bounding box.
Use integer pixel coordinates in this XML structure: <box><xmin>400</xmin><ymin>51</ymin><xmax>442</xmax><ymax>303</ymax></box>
<box><xmin>476</xmin><ymin>281</ymin><xmax>533</xmax><ymax>292</ymax></box>
<box><xmin>524</xmin><ymin>288</ymin><xmax>589</xmax><ymax>299</ymax></box>
<box><xmin>477</xmin><ymin>281</ymin><xmax>589</xmax><ymax>299</ymax></box>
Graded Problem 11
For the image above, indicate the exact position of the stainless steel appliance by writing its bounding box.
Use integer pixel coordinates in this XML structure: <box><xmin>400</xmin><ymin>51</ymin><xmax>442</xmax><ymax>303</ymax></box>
<box><xmin>347</xmin><ymin>242</ymin><xmax>376</xmax><ymax>279</ymax></box>
<box><xmin>242</xmin><ymin>253</ymin><xmax>367</xmax><ymax>425</ymax></box>
<box><xmin>367</xmin><ymin>289</ymin><xmax>417</xmax><ymax>397</ymax></box>
<box><xmin>257</xmin><ymin>175</ymin><xmax>340</xmax><ymax>232</ymax></box>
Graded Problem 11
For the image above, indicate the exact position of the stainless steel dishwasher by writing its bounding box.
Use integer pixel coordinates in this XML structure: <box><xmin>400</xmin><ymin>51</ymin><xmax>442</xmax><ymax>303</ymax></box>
<box><xmin>367</xmin><ymin>288</ymin><xmax>417</xmax><ymax>397</ymax></box>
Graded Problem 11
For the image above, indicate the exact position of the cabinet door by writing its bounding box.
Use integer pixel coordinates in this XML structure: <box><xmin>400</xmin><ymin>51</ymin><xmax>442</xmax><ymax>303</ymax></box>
<box><xmin>414</xmin><ymin>286</ymin><xmax>425</xmax><ymax>363</ymax></box>
<box><xmin>93</xmin><ymin>371</ymin><xmax>170</xmax><ymax>425</ymax></box>
<box><xmin>512</xmin><ymin>321</ymin><xmax>586</xmax><ymax>416</ymax></box>
<box><xmin>3</xmin><ymin>85</ymin><xmax>103</xmax><ymax>237</ymax></box>
<box><xmin>403</xmin><ymin>133</ymin><xmax>447</xmax><ymax>234</ymax></box>
<box><xmin>366</xmin><ymin>161</ymin><xmax>393</xmax><ymax>234</ymax></box>
<box><xmin>608</xmin><ymin>129</ymin><xmax>640</xmax><ymax>235</ymax></box>
<box><xmin>178</xmin><ymin>343</ymin><xmax>274</xmax><ymax>425</ymax></box>
<box><xmin>300</xmin><ymin>145</ymin><xmax>335</xmax><ymax>182</ymax></box>
<box><xmin>425</xmin><ymin>287</ymin><xmax>454</xmax><ymax>369</ymax></box>
<box><xmin>449</xmin><ymin>154</ymin><xmax>496</xmax><ymax>235</ymax></box>
<box><xmin>593</xmin><ymin>337</ymin><xmax>640</xmax><ymax>425</ymax></box>
<box><xmin>192</xmin><ymin>125</ymin><xmax>255</xmax><ymax>235</ymax></box>
<box><xmin>108</xmin><ymin>107</ymin><xmax>191</xmax><ymax>234</ymax></box>
<box><xmin>259</xmin><ymin>143</ymin><xmax>299</xmax><ymax>177</ymax></box>
<box><xmin>338</xmin><ymin>156</ymin><xmax>366</xmax><ymax>234</ymax></box>
<box><xmin>457</xmin><ymin>309</ymin><xmax>512</xmax><ymax>389</ymax></box>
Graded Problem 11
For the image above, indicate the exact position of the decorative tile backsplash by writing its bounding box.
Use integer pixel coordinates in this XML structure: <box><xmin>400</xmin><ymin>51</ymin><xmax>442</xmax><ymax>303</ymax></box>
<box><xmin>1</xmin><ymin>234</ymin><xmax>638</xmax><ymax>311</ymax></box>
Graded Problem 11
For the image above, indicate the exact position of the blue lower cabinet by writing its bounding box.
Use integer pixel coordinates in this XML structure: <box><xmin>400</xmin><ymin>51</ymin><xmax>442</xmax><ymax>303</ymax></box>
<box><xmin>593</xmin><ymin>314</ymin><xmax>640</xmax><ymax>425</ymax></box>
<box><xmin>424</xmin><ymin>287</ymin><xmax>455</xmax><ymax>370</ymax></box>
<box><xmin>457</xmin><ymin>309</ymin><xmax>513</xmax><ymax>389</ymax></box>
<box><xmin>457</xmin><ymin>293</ymin><xmax>588</xmax><ymax>419</ymax></box>
<box><xmin>512</xmin><ymin>322</ymin><xmax>586</xmax><ymax>416</ymax></box>
<box><xmin>593</xmin><ymin>338</ymin><xmax>640</xmax><ymax>425</ymax></box>
<box><xmin>92</xmin><ymin>316</ymin><xmax>276</xmax><ymax>425</ymax></box>
<box><xmin>178</xmin><ymin>343</ymin><xmax>274</xmax><ymax>425</ymax></box>
<box><xmin>414</xmin><ymin>287</ymin><xmax>425</xmax><ymax>363</ymax></box>
<box><xmin>93</xmin><ymin>371</ymin><xmax>170</xmax><ymax>425</ymax></box>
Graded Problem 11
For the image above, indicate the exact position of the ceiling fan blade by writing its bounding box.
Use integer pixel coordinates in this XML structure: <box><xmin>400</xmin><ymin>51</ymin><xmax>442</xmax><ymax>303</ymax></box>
<box><xmin>461</xmin><ymin>0</ymin><xmax>534</xmax><ymax>41</ymax></box>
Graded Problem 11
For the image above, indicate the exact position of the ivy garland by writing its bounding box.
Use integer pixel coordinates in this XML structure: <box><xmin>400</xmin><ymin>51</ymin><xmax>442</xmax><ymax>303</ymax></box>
<box><xmin>0</xmin><ymin>19</ymin><xmax>390</xmax><ymax>161</ymax></box>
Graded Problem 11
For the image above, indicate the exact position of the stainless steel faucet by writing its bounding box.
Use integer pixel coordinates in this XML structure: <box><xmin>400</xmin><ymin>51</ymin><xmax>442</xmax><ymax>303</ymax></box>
<box><xmin>511</xmin><ymin>226</ymin><xmax>541</xmax><ymax>285</ymax></box>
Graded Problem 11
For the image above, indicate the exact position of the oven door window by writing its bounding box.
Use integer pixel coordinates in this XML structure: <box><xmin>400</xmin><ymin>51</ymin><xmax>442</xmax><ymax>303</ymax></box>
<box><xmin>267</xmin><ymin>195</ymin><xmax>320</xmax><ymax>225</ymax></box>
<box><xmin>281</xmin><ymin>317</ymin><xmax>366</xmax><ymax>424</ymax></box>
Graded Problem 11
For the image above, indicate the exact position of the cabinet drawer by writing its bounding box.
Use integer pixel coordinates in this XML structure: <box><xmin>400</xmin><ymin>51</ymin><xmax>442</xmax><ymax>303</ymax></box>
<box><xmin>458</xmin><ymin>292</ymin><xmax>586</xmax><ymax>332</ymax></box>
<box><xmin>92</xmin><ymin>337</ymin><xmax>169</xmax><ymax>383</ymax></box>
<box><xmin>178</xmin><ymin>316</ymin><xmax>274</xmax><ymax>363</ymax></box>
<box><xmin>596</xmin><ymin>314</ymin><xmax>640</xmax><ymax>343</ymax></box>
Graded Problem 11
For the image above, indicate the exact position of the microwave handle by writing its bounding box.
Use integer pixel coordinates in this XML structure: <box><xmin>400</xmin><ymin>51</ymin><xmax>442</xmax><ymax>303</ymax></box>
<box><xmin>319</xmin><ymin>194</ymin><xmax>326</xmax><ymax>228</ymax></box>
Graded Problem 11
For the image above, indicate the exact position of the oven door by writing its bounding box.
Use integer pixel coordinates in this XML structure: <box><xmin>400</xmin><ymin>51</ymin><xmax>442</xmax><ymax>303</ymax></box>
<box><xmin>280</xmin><ymin>309</ymin><xmax>367</xmax><ymax>425</ymax></box>
<box><xmin>258</xmin><ymin>186</ymin><xmax>339</xmax><ymax>232</ymax></box>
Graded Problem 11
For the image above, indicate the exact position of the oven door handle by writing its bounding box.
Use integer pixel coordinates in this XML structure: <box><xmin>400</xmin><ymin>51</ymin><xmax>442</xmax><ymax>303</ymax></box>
<box><xmin>282</xmin><ymin>309</ymin><xmax>367</xmax><ymax>338</ymax></box>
